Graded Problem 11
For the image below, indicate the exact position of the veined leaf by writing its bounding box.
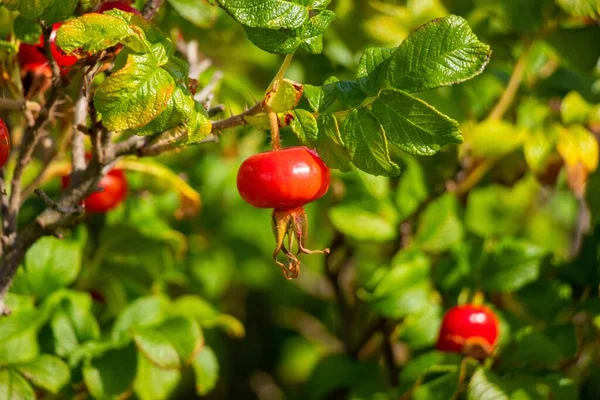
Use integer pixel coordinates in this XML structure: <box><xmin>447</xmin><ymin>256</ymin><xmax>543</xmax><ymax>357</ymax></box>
<box><xmin>316</xmin><ymin>114</ymin><xmax>352</xmax><ymax>171</ymax></box>
<box><xmin>372</xmin><ymin>89</ymin><xmax>462</xmax><ymax>155</ymax></box>
<box><xmin>216</xmin><ymin>0</ymin><xmax>309</xmax><ymax>29</ymax></box>
<box><xmin>387</xmin><ymin>15</ymin><xmax>491</xmax><ymax>93</ymax></box>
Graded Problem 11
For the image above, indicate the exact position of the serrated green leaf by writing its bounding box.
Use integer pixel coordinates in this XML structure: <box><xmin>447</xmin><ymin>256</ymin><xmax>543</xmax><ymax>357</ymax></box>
<box><xmin>245</xmin><ymin>10</ymin><xmax>335</xmax><ymax>54</ymax></box>
<box><xmin>134</xmin><ymin>316</ymin><xmax>203</xmax><ymax>369</ymax></box>
<box><xmin>56</xmin><ymin>13</ymin><xmax>141</xmax><ymax>54</ymax></box>
<box><xmin>387</xmin><ymin>15</ymin><xmax>491</xmax><ymax>92</ymax></box>
<box><xmin>303</xmin><ymin>76</ymin><xmax>337</xmax><ymax>112</ymax></box>
<box><xmin>481</xmin><ymin>238</ymin><xmax>545</xmax><ymax>292</ymax></box>
<box><xmin>372</xmin><ymin>89</ymin><xmax>462</xmax><ymax>156</ymax></box>
<box><xmin>11</xmin><ymin>236</ymin><xmax>82</xmax><ymax>299</ymax></box>
<box><xmin>0</xmin><ymin>369</ymin><xmax>35</xmax><ymax>400</ymax></box>
<box><xmin>128</xmin><ymin>85</ymin><xmax>195</xmax><ymax>136</ymax></box>
<box><xmin>343</xmin><ymin>108</ymin><xmax>400</xmax><ymax>176</ymax></box>
<box><xmin>316</xmin><ymin>114</ymin><xmax>352</xmax><ymax>171</ymax></box>
<box><xmin>82</xmin><ymin>343</ymin><xmax>137</xmax><ymax>399</ymax></box>
<box><xmin>193</xmin><ymin>347</ymin><xmax>219</xmax><ymax>395</ymax></box>
<box><xmin>41</xmin><ymin>0</ymin><xmax>78</xmax><ymax>24</ymax></box>
<box><xmin>13</xmin><ymin>16</ymin><xmax>41</xmax><ymax>44</ymax></box>
<box><xmin>216</xmin><ymin>0</ymin><xmax>309</xmax><ymax>29</ymax></box>
<box><xmin>15</xmin><ymin>355</ymin><xmax>70</xmax><ymax>394</ymax></box>
<box><xmin>0</xmin><ymin>306</ymin><xmax>40</xmax><ymax>364</ymax></box>
<box><xmin>264</xmin><ymin>78</ymin><xmax>303</xmax><ymax>112</ymax></box>
<box><xmin>286</xmin><ymin>109</ymin><xmax>318</xmax><ymax>146</ymax></box>
<box><xmin>134</xmin><ymin>355</ymin><xmax>180</xmax><ymax>400</ymax></box>
<box><xmin>168</xmin><ymin>0</ymin><xmax>219</xmax><ymax>28</ymax></box>
<box><xmin>94</xmin><ymin>52</ymin><xmax>175</xmax><ymax>131</ymax></box>
<box><xmin>357</xmin><ymin>47</ymin><xmax>394</xmax><ymax>95</ymax></box>
<box><xmin>181</xmin><ymin>104</ymin><xmax>212</xmax><ymax>144</ymax></box>
<box><xmin>3</xmin><ymin>0</ymin><xmax>52</xmax><ymax>20</ymax></box>
<box><xmin>333</xmin><ymin>80</ymin><xmax>367</xmax><ymax>108</ymax></box>
<box><xmin>467</xmin><ymin>368</ymin><xmax>510</xmax><ymax>400</ymax></box>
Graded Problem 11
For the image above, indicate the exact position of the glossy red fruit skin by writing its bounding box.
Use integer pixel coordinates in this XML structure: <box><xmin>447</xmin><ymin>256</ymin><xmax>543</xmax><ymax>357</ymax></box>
<box><xmin>0</xmin><ymin>119</ymin><xmax>10</xmax><ymax>168</ymax></box>
<box><xmin>49</xmin><ymin>22</ymin><xmax>78</xmax><ymax>69</ymax></box>
<box><xmin>17</xmin><ymin>35</ymin><xmax>49</xmax><ymax>73</ymax></box>
<box><xmin>97</xmin><ymin>1</ymin><xmax>142</xmax><ymax>15</ymax></box>
<box><xmin>436</xmin><ymin>305</ymin><xmax>499</xmax><ymax>354</ymax></box>
<box><xmin>62</xmin><ymin>169</ymin><xmax>128</xmax><ymax>213</ymax></box>
<box><xmin>237</xmin><ymin>147</ymin><xmax>330</xmax><ymax>210</ymax></box>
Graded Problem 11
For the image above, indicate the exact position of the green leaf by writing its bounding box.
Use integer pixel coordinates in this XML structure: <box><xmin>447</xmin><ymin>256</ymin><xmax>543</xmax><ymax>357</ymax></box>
<box><xmin>171</xmin><ymin>295</ymin><xmax>245</xmax><ymax>337</ymax></box>
<box><xmin>56</xmin><ymin>13</ymin><xmax>142</xmax><ymax>54</ymax></box>
<box><xmin>316</xmin><ymin>114</ymin><xmax>352</xmax><ymax>171</ymax></box>
<box><xmin>464</xmin><ymin>119</ymin><xmax>524</xmax><ymax>158</ymax></box>
<box><xmin>0</xmin><ymin>308</ymin><xmax>40</xmax><ymax>364</ymax></box>
<box><xmin>416</xmin><ymin>193</ymin><xmax>464</xmax><ymax>253</ymax></box>
<box><xmin>134</xmin><ymin>355</ymin><xmax>180</xmax><ymax>400</ymax></box>
<box><xmin>127</xmin><ymin>85</ymin><xmax>195</xmax><ymax>137</ymax></box>
<box><xmin>193</xmin><ymin>347</ymin><xmax>219</xmax><ymax>395</ymax></box>
<box><xmin>371</xmin><ymin>89</ymin><xmax>462</xmax><ymax>156</ymax></box>
<box><xmin>15</xmin><ymin>355</ymin><xmax>70</xmax><ymax>394</ymax></box>
<box><xmin>40</xmin><ymin>0</ymin><xmax>78</xmax><ymax>24</ymax></box>
<box><xmin>0</xmin><ymin>369</ymin><xmax>35</xmax><ymax>400</ymax></box>
<box><xmin>413</xmin><ymin>371</ymin><xmax>460</xmax><ymax>400</ymax></box>
<box><xmin>467</xmin><ymin>368</ymin><xmax>509</xmax><ymax>400</ymax></box>
<box><xmin>167</xmin><ymin>0</ymin><xmax>219</xmax><ymax>28</ymax></box>
<box><xmin>94</xmin><ymin>51</ymin><xmax>176</xmax><ymax>131</ymax></box>
<box><xmin>387</xmin><ymin>15</ymin><xmax>491</xmax><ymax>92</ymax></box>
<box><xmin>303</xmin><ymin>77</ymin><xmax>337</xmax><ymax>112</ymax></box>
<box><xmin>287</xmin><ymin>109</ymin><xmax>318</xmax><ymax>147</ymax></box>
<box><xmin>2</xmin><ymin>0</ymin><xmax>52</xmax><ymax>20</ymax></box>
<box><xmin>396</xmin><ymin>154</ymin><xmax>429</xmax><ymax>220</ymax></box>
<box><xmin>333</xmin><ymin>80</ymin><xmax>367</xmax><ymax>108</ymax></box>
<box><xmin>13</xmin><ymin>16</ymin><xmax>41</xmax><ymax>44</ymax></box>
<box><xmin>112</xmin><ymin>296</ymin><xmax>170</xmax><ymax>342</ymax></box>
<box><xmin>365</xmin><ymin>248</ymin><xmax>433</xmax><ymax>319</ymax></box>
<box><xmin>49</xmin><ymin>291</ymin><xmax>100</xmax><ymax>357</ymax></box>
<box><xmin>12</xmin><ymin>236</ymin><xmax>82</xmax><ymax>298</ymax></box>
<box><xmin>400</xmin><ymin>304</ymin><xmax>442</xmax><ymax>350</ymax></box>
<box><xmin>329</xmin><ymin>204</ymin><xmax>397</xmax><ymax>242</ymax></box>
<box><xmin>245</xmin><ymin>10</ymin><xmax>335</xmax><ymax>54</ymax></box>
<box><xmin>399</xmin><ymin>351</ymin><xmax>462</xmax><ymax>393</ymax></box>
<box><xmin>557</xmin><ymin>0</ymin><xmax>600</xmax><ymax>17</ymax></box>
<box><xmin>134</xmin><ymin>316</ymin><xmax>203</xmax><ymax>369</ymax></box>
<box><xmin>82</xmin><ymin>343</ymin><xmax>137</xmax><ymax>399</ymax></box>
<box><xmin>480</xmin><ymin>238</ymin><xmax>546</xmax><ymax>292</ymax></box>
<box><xmin>264</xmin><ymin>78</ymin><xmax>303</xmax><ymax>112</ymax></box>
<box><xmin>357</xmin><ymin>47</ymin><xmax>394</xmax><ymax>95</ymax></box>
<box><xmin>216</xmin><ymin>0</ymin><xmax>309</xmax><ymax>29</ymax></box>
<box><xmin>343</xmin><ymin>108</ymin><xmax>400</xmax><ymax>176</ymax></box>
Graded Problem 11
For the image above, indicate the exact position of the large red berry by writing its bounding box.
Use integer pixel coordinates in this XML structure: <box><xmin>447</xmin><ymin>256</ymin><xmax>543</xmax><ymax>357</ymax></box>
<box><xmin>237</xmin><ymin>146</ymin><xmax>330</xmax><ymax>210</ymax></box>
<box><xmin>437</xmin><ymin>305</ymin><xmax>499</xmax><ymax>358</ymax></box>
<box><xmin>17</xmin><ymin>35</ymin><xmax>50</xmax><ymax>74</ymax></box>
<box><xmin>0</xmin><ymin>119</ymin><xmax>10</xmax><ymax>168</ymax></box>
<box><xmin>97</xmin><ymin>1</ymin><xmax>142</xmax><ymax>15</ymax></box>
<box><xmin>62</xmin><ymin>168</ymin><xmax>128</xmax><ymax>213</ymax></box>
<box><xmin>49</xmin><ymin>22</ymin><xmax>78</xmax><ymax>69</ymax></box>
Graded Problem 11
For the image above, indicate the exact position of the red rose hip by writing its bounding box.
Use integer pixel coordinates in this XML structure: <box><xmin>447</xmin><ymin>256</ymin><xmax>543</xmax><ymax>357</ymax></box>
<box><xmin>0</xmin><ymin>119</ymin><xmax>10</xmax><ymax>168</ymax></box>
<box><xmin>237</xmin><ymin>146</ymin><xmax>331</xmax><ymax>279</ymax></box>
<box><xmin>437</xmin><ymin>305</ymin><xmax>499</xmax><ymax>359</ymax></box>
<box><xmin>62</xmin><ymin>168</ymin><xmax>128</xmax><ymax>213</ymax></box>
<box><xmin>237</xmin><ymin>146</ymin><xmax>330</xmax><ymax>210</ymax></box>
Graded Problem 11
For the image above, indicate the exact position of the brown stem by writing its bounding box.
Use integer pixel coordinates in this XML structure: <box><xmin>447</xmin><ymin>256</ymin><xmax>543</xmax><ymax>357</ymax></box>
<box><xmin>142</xmin><ymin>0</ymin><xmax>165</xmax><ymax>19</ymax></box>
<box><xmin>210</xmin><ymin>102</ymin><xmax>263</xmax><ymax>132</ymax></box>
<box><xmin>488</xmin><ymin>41</ymin><xmax>532</xmax><ymax>121</ymax></box>
<box><xmin>0</xmin><ymin>99</ymin><xmax>41</xmax><ymax>113</ymax></box>
<box><xmin>382</xmin><ymin>323</ymin><xmax>399</xmax><ymax>387</ymax></box>
<box><xmin>0</xmin><ymin>169</ymin><xmax>8</xmax><ymax>255</ymax></box>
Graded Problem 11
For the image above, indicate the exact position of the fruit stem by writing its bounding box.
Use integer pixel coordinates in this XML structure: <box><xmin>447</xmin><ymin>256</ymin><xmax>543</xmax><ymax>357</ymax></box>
<box><xmin>267</xmin><ymin>54</ymin><xmax>294</xmax><ymax>93</ymax></box>
<box><xmin>266</xmin><ymin>105</ymin><xmax>281</xmax><ymax>151</ymax></box>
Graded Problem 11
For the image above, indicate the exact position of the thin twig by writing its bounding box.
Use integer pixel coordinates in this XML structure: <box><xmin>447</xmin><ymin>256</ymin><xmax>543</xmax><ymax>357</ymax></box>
<box><xmin>0</xmin><ymin>169</ymin><xmax>8</xmax><ymax>255</ymax></box>
<box><xmin>381</xmin><ymin>323</ymin><xmax>399</xmax><ymax>387</ymax></box>
<box><xmin>142</xmin><ymin>0</ymin><xmax>165</xmax><ymax>19</ymax></box>
<box><xmin>488</xmin><ymin>42</ymin><xmax>532</xmax><ymax>121</ymax></box>
<box><xmin>34</xmin><ymin>189</ymin><xmax>83</xmax><ymax>215</ymax></box>
<box><xmin>0</xmin><ymin>98</ymin><xmax>41</xmax><ymax>113</ymax></box>
<box><xmin>195</xmin><ymin>71</ymin><xmax>223</xmax><ymax>103</ymax></box>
